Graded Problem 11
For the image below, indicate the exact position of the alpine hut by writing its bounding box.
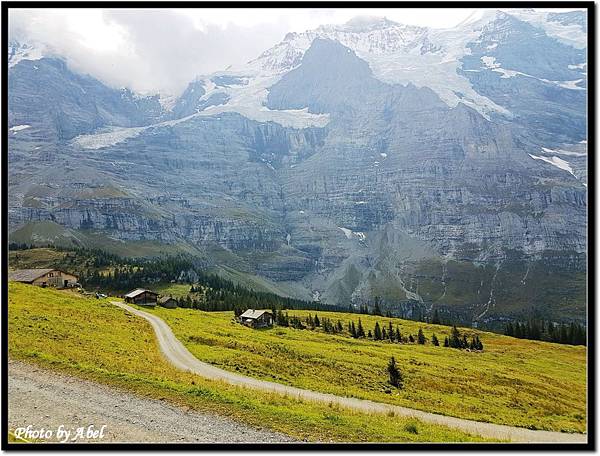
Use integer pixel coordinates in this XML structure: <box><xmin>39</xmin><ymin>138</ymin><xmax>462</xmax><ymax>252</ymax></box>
<box><xmin>124</xmin><ymin>288</ymin><xmax>158</xmax><ymax>306</ymax></box>
<box><xmin>9</xmin><ymin>269</ymin><xmax>79</xmax><ymax>288</ymax></box>
<box><xmin>158</xmin><ymin>296</ymin><xmax>178</xmax><ymax>309</ymax></box>
<box><xmin>239</xmin><ymin>309</ymin><xmax>274</xmax><ymax>328</ymax></box>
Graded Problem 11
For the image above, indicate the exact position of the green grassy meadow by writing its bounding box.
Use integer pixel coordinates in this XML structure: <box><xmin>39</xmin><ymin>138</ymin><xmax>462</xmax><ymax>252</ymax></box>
<box><xmin>8</xmin><ymin>283</ymin><xmax>490</xmax><ymax>443</ymax></box>
<box><xmin>143</xmin><ymin>306</ymin><xmax>587</xmax><ymax>433</ymax></box>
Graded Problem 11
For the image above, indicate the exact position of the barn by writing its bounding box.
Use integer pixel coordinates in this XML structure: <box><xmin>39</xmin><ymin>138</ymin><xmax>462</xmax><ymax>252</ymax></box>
<box><xmin>158</xmin><ymin>296</ymin><xmax>178</xmax><ymax>309</ymax></box>
<box><xmin>9</xmin><ymin>269</ymin><xmax>79</xmax><ymax>288</ymax></box>
<box><xmin>124</xmin><ymin>288</ymin><xmax>158</xmax><ymax>306</ymax></box>
<box><xmin>239</xmin><ymin>309</ymin><xmax>274</xmax><ymax>328</ymax></box>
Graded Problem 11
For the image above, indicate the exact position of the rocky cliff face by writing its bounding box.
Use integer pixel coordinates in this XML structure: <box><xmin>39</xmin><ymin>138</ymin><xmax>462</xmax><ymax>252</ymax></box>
<box><xmin>8</xmin><ymin>10</ymin><xmax>588</xmax><ymax>324</ymax></box>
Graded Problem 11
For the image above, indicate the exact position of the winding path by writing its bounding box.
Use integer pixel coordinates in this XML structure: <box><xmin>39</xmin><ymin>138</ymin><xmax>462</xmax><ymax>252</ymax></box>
<box><xmin>112</xmin><ymin>301</ymin><xmax>587</xmax><ymax>443</ymax></box>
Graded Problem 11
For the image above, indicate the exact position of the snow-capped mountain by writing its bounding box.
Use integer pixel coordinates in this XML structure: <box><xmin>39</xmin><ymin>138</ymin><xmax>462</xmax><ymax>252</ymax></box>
<box><xmin>7</xmin><ymin>9</ymin><xmax>588</xmax><ymax>325</ymax></box>
<box><xmin>169</xmin><ymin>10</ymin><xmax>585</xmax><ymax>127</ymax></box>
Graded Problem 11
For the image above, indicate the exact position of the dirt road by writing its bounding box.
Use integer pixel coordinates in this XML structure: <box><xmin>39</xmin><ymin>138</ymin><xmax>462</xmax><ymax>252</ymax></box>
<box><xmin>112</xmin><ymin>300</ymin><xmax>587</xmax><ymax>444</ymax></box>
<box><xmin>8</xmin><ymin>360</ymin><xmax>294</xmax><ymax>444</ymax></box>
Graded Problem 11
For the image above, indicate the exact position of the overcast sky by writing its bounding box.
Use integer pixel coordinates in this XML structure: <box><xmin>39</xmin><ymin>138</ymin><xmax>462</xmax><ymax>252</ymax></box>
<box><xmin>7</xmin><ymin>8</ymin><xmax>577</xmax><ymax>96</ymax></box>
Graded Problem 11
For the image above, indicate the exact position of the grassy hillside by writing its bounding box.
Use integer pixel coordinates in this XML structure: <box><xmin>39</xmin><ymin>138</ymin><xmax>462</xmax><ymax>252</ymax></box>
<box><xmin>8</xmin><ymin>283</ymin><xmax>488</xmax><ymax>443</ymax></box>
<box><xmin>8</xmin><ymin>247</ymin><xmax>68</xmax><ymax>269</ymax></box>
<box><xmin>144</xmin><ymin>306</ymin><xmax>587</xmax><ymax>433</ymax></box>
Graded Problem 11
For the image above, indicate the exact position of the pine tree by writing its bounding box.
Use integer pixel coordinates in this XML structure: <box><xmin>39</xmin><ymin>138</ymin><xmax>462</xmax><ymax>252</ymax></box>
<box><xmin>314</xmin><ymin>314</ymin><xmax>321</xmax><ymax>327</ymax></box>
<box><xmin>449</xmin><ymin>325</ymin><xmax>461</xmax><ymax>348</ymax></box>
<box><xmin>374</xmin><ymin>322</ymin><xmax>382</xmax><ymax>340</ymax></box>
<box><xmin>444</xmin><ymin>337</ymin><xmax>449</xmax><ymax>347</ymax></box>
<box><xmin>357</xmin><ymin>318</ymin><xmax>365</xmax><ymax>338</ymax></box>
<box><xmin>431</xmin><ymin>333</ymin><xmax>439</xmax><ymax>346</ymax></box>
<box><xmin>417</xmin><ymin>328</ymin><xmax>426</xmax><ymax>345</ymax></box>
<box><xmin>351</xmin><ymin>321</ymin><xmax>357</xmax><ymax>338</ymax></box>
<box><xmin>395</xmin><ymin>326</ymin><xmax>401</xmax><ymax>343</ymax></box>
<box><xmin>387</xmin><ymin>356</ymin><xmax>403</xmax><ymax>388</ymax></box>
<box><xmin>408</xmin><ymin>334</ymin><xmax>415</xmax><ymax>343</ymax></box>
<box><xmin>368</xmin><ymin>329</ymin><xmax>373</xmax><ymax>339</ymax></box>
<box><xmin>382</xmin><ymin>327</ymin><xmax>387</xmax><ymax>340</ymax></box>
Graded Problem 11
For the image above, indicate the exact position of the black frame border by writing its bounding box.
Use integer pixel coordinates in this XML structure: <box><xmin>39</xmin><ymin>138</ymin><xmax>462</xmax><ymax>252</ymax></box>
<box><xmin>1</xmin><ymin>0</ymin><xmax>596</xmax><ymax>451</ymax></box>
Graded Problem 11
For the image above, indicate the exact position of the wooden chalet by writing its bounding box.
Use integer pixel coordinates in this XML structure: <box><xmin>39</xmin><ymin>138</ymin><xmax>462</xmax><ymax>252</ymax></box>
<box><xmin>239</xmin><ymin>309</ymin><xmax>274</xmax><ymax>328</ymax></box>
<box><xmin>158</xmin><ymin>296</ymin><xmax>178</xmax><ymax>309</ymax></box>
<box><xmin>9</xmin><ymin>269</ymin><xmax>79</xmax><ymax>288</ymax></box>
<box><xmin>124</xmin><ymin>288</ymin><xmax>158</xmax><ymax>306</ymax></box>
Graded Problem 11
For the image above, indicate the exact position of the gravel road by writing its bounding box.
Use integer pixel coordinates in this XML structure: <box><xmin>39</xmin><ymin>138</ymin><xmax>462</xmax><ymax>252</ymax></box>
<box><xmin>112</xmin><ymin>301</ymin><xmax>587</xmax><ymax>444</ymax></box>
<box><xmin>8</xmin><ymin>360</ymin><xmax>295</xmax><ymax>444</ymax></box>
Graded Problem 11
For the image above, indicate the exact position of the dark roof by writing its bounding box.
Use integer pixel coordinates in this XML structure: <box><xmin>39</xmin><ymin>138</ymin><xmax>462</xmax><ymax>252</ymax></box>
<box><xmin>125</xmin><ymin>288</ymin><xmax>158</xmax><ymax>298</ymax></box>
<box><xmin>159</xmin><ymin>296</ymin><xmax>177</xmax><ymax>304</ymax></box>
<box><xmin>9</xmin><ymin>269</ymin><xmax>55</xmax><ymax>282</ymax></box>
<box><xmin>240</xmin><ymin>309</ymin><xmax>272</xmax><ymax>319</ymax></box>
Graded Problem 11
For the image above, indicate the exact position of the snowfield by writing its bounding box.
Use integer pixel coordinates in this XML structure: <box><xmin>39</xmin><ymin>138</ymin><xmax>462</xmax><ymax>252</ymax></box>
<box><xmin>529</xmin><ymin>154</ymin><xmax>575</xmax><ymax>176</ymax></box>
<box><xmin>9</xmin><ymin>125</ymin><xmax>31</xmax><ymax>133</ymax></box>
<box><xmin>72</xmin><ymin>126</ymin><xmax>146</xmax><ymax>150</ymax></box>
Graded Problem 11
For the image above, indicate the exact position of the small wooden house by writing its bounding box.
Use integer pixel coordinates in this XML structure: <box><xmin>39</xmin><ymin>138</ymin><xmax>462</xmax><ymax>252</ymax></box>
<box><xmin>239</xmin><ymin>309</ymin><xmax>273</xmax><ymax>328</ymax></box>
<box><xmin>9</xmin><ymin>269</ymin><xmax>79</xmax><ymax>288</ymax></box>
<box><xmin>158</xmin><ymin>296</ymin><xmax>178</xmax><ymax>309</ymax></box>
<box><xmin>124</xmin><ymin>288</ymin><xmax>158</xmax><ymax>306</ymax></box>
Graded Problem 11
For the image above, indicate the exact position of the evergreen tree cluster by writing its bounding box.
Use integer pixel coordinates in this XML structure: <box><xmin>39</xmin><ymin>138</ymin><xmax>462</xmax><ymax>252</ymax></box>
<box><xmin>277</xmin><ymin>314</ymin><xmax>484</xmax><ymax>352</ymax></box>
<box><xmin>443</xmin><ymin>326</ymin><xmax>483</xmax><ymax>351</ymax></box>
<box><xmin>504</xmin><ymin>320</ymin><xmax>586</xmax><ymax>346</ymax></box>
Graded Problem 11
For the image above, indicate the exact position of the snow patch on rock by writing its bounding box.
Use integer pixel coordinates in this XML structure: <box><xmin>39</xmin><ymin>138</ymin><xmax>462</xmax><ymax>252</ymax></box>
<box><xmin>529</xmin><ymin>153</ymin><xmax>575</xmax><ymax>176</ymax></box>
<box><xmin>9</xmin><ymin>125</ymin><xmax>31</xmax><ymax>132</ymax></box>
<box><xmin>72</xmin><ymin>126</ymin><xmax>146</xmax><ymax>150</ymax></box>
